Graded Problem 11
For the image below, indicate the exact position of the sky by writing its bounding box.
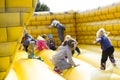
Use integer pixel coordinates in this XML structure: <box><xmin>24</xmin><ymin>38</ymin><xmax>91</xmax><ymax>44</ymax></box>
<box><xmin>39</xmin><ymin>0</ymin><xmax>120</xmax><ymax>12</ymax></box>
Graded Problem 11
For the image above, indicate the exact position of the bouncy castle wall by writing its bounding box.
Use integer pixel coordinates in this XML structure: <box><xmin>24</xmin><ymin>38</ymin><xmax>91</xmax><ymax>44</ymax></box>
<box><xmin>27</xmin><ymin>2</ymin><xmax>120</xmax><ymax>48</ymax></box>
<box><xmin>76</xmin><ymin>2</ymin><xmax>120</xmax><ymax>48</ymax></box>
<box><xmin>27</xmin><ymin>11</ymin><xmax>76</xmax><ymax>45</ymax></box>
<box><xmin>0</xmin><ymin>0</ymin><xmax>37</xmax><ymax>79</ymax></box>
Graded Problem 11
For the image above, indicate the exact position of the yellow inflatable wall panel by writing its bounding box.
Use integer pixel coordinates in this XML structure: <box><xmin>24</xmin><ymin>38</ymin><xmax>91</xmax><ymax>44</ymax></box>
<box><xmin>55</xmin><ymin>15</ymin><xmax>65</xmax><ymax>20</ymax></box>
<box><xmin>22</xmin><ymin>13</ymin><xmax>31</xmax><ymax>25</ymax></box>
<box><xmin>116</xmin><ymin>3</ymin><xmax>120</xmax><ymax>11</ymax></box>
<box><xmin>107</xmin><ymin>14</ymin><xmax>115</xmax><ymax>19</ymax></box>
<box><xmin>31</xmin><ymin>21</ymin><xmax>41</xmax><ymax>26</ymax></box>
<box><xmin>7</xmin><ymin>0</ymin><xmax>32</xmax><ymax>7</ymax></box>
<box><xmin>0</xmin><ymin>72</ymin><xmax>6</xmax><ymax>80</ymax></box>
<box><xmin>0</xmin><ymin>13</ymin><xmax>32</xmax><ymax>27</ymax></box>
<box><xmin>41</xmin><ymin>20</ymin><xmax>51</xmax><ymax>25</ymax></box>
<box><xmin>95</xmin><ymin>9</ymin><xmax>101</xmax><ymax>16</ymax></box>
<box><xmin>0</xmin><ymin>28</ymin><xmax>7</xmax><ymax>42</ymax></box>
<box><xmin>0</xmin><ymin>57</ymin><xmax>10</xmax><ymax>72</ymax></box>
<box><xmin>93</xmin><ymin>16</ymin><xmax>100</xmax><ymax>21</ymax></box>
<box><xmin>105</xmin><ymin>24</ymin><xmax>113</xmax><ymax>31</ymax></box>
<box><xmin>46</xmin><ymin>15</ymin><xmax>54</xmax><ymax>20</ymax></box>
<box><xmin>6</xmin><ymin>0</ymin><xmax>34</xmax><ymax>12</ymax></box>
<box><xmin>0</xmin><ymin>13</ymin><xmax>20</xmax><ymax>26</ymax></box>
<box><xmin>101</xmin><ymin>7</ymin><xmax>108</xmax><ymax>15</ymax></box>
<box><xmin>31</xmin><ymin>29</ymin><xmax>41</xmax><ymax>35</ymax></box>
<box><xmin>36</xmin><ymin>16</ymin><xmax>47</xmax><ymax>21</ymax></box>
<box><xmin>113</xmin><ymin>24</ymin><xmax>120</xmax><ymax>30</ymax></box>
<box><xmin>89</xmin><ymin>10</ymin><xmax>95</xmax><ymax>17</ymax></box>
<box><xmin>0</xmin><ymin>0</ymin><xmax>5</xmax><ymax>12</ymax></box>
<box><xmin>7</xmin><ymin>27</ymin><xmax>24</xmax><ymax>42</ymax></box>
<box><xmin>108</xmin><ymin>5</ymin><xmax>116</xmax><ymax>14</ymax></box>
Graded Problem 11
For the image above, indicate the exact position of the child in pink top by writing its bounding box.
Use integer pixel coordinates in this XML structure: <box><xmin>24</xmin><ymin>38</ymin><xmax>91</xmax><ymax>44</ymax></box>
<box><xmin>36</xmin><ymin>36</ymin><xmax>49</xmax><ymax>50</ymax></box>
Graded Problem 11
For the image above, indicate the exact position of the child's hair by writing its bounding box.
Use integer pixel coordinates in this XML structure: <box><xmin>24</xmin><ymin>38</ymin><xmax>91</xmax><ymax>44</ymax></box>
<box><xmin>37</xmin><ymin>36</ymin><xmax>44</xmax><ymax>40</ymax></box>
<box><xmin>96</xmin><ymin>28</ymin><xmax>110</xmax><ymax>38</ymax></box>
<box><xmin>42</xmin><ymin>34</ymin><xmax>48</xmax><ymax>39</ymax></box>
<box><xmin>51</xmin><ymin>19</ymin><xmax>55</xmax><ymax>21</ymax></box>
<box><xmin>62</xmin><ymin>39</ymin><xmax>76</xmax><ymax>48</ymax></box>
<box><xmin>62</xmin><ymin>41</ymin><xmax>68</xmax><ymax>46</ymax></box>
<box><xmin>68</xmin><ymin>39</ymin><xmax>76</xmax><ymax>48</ymax></box>
<box><xmin>65</xmin><ymin>35</ymin><xmax>71</xmax><ymax>40</ymax></box>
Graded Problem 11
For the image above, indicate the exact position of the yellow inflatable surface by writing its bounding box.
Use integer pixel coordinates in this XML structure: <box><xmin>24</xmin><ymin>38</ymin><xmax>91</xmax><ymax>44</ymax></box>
<box><xmin>5</xmin><ymin>50</ymin><xmax>65</xmax><ymax>80</ymax></box>
<box><xmin>1</xmin><ymin>0</ymin><xmax>120</xmax><ymax>80</ymax></box>
<box><xmin>36</xmin><ymin>49</ymin><xmax>120</xmax><ymax>80</ymax></box>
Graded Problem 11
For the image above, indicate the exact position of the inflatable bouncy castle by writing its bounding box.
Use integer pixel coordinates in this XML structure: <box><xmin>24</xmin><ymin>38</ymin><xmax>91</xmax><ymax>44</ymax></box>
<box><xmin>0</xmin><ymin>0</ymin><xmax>120</xmax><ymax>80</ymax></box>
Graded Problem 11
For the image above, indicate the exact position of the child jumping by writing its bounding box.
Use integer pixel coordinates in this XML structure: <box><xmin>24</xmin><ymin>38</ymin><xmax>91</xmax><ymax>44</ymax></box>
<box><xmin>48</xmin><ymin>19</ymin><xmax>65</xmax><ymax>42</ymax></box>
<box><xmin>94</xmin><ymin>28</ymin><xmax>116</xmax><ymax>70</ymax></box>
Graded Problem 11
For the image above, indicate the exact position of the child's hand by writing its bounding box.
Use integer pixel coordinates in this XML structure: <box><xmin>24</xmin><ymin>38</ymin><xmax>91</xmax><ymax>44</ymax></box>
<box><xmin>48</xmin><ymin>25</ymin><xmax>52</xmax><ymax>28</ymax></box>
<box><xmin>93</xmin><ymin>41</ymin><xmax>96</xmax><ymax>44</ymax></box>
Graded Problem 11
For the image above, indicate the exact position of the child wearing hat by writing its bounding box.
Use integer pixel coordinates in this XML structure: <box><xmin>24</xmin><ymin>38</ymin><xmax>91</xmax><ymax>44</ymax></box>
<box><xmin>47</xmin><ymin>34</ymin><xmax>57</xmax><ymax>50</ymax></box>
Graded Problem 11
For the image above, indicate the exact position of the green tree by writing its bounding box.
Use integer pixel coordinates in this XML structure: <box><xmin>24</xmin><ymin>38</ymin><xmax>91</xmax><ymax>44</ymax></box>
<box><xmin>35</xmin><ymin>0</ymin><xmax>50</xmax><ymax>12</ymax></box>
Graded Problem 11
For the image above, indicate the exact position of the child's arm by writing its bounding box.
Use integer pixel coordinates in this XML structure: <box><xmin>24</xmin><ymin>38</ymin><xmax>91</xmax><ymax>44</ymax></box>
<box><xmin>93</xmin><ymin>38</ymin><xmax>101</xmax><ymax>44</ymax></box>
<box><xmin>48</xmin><ymin>22</ymin><xmax>53</xmax><ymax>28</ymax></box>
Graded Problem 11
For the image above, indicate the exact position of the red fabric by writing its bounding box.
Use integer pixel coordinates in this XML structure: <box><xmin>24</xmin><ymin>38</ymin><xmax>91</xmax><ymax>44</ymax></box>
<box><xmin>54</xmin><ymin>67</ymin><xmax>62</xmax><ymax>74</ymax></box>
<box><xmin>36</xmin><ymin>40</ymin><xmax>49</xmax><ymax>50</ymax></box>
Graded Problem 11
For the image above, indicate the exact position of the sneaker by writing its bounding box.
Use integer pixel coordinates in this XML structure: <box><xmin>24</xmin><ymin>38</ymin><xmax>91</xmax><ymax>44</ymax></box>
<box><xmin>28</xmin><ymin>53</ymin><xmax>35</xmax><ymax>59</ymax></box>
<box><xmin>112</xmin><ymin>63</ymin><xmax>116</xmax><ymax>67</ymax></box>
<box><xmin>100</xmin><ymin>66</ymin><xmax>105</xmax><ymax>70</ymax></box>
<box><xmin>34</xmin><ymin>56</ymin><xmax>44</xmax><ymax>61</ymax></box>
<box><xmin>100</xmin><ymin>63</ymin><xmax>106</xmax><ymax>70</ymax></box>
<box><xmin>54</xmin><ymin>67</ymin><xmax>62</xmax><ymax>74</ymax></box>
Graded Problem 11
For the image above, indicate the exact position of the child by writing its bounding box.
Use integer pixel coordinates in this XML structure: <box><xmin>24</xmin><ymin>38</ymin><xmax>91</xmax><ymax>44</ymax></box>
<box><xmin>48</xmin><ymin>19</ymin><xmax>65</xmax><ymax>42</ymax></box>
<box><xmin>27</xmin><ymin>40</ymin><xmax>43</xmax><ymax>61</ymax></box>
<box><xmin>36</xmin><ymin>36</ymin><xmax>49</xmax><ymax>51</ymax></box>
<box><xmin>47</xmin><ymin>34</ymin><xmax>57</xmax><ymax>50</ymax></box>
<box><xmin>21</xmin><ymin>29</ymin><xmax>35</xmax><ymax>52</ymax></box>
<box><xmin>94</xmin><ymin>28</ymin><xmax>116</xmax><ymax>70</ymax></box>
<box><xmin>64</xmin><ymin>35</ymin><xmax>81</xmax><ymax>56</ymax></box>
<box><xmin>52</xmin><ymin>39</ymin><xmax>79</xmax><ymax>74</ymax></box>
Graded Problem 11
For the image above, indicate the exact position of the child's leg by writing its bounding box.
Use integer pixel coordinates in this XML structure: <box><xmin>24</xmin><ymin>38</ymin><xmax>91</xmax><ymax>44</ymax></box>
<box><xmin>108</xmin><ymin>47</ymin><xmax>116</xmax><ymax>66</ymax></box>
<box><xmin>100</xmin><ymin>51</ymin><xmax>108</xmax><ymax>70</ymax></box>
<box><xmin>75</xmin><ymin>46</ymin><xmax>81</xmax><ymax>55</ymax></box>
<box><xmin>28</xmin><ymin>43</ymin><xmax>35</xmax><ymax>58</ymax></box>
<box><xmin>72</xmin><ymin>50</ymin><xmax>75</xmax><ymax>55</ymax></box>
<box><xmin>28</xmin><ymin>53</ymin><xmax>34</xmax><ymax>58</ymax></box>
<box><xmin>100</xmin><ymin>63</ymin><xmax>106</xmax><ymax>70</ymax></box>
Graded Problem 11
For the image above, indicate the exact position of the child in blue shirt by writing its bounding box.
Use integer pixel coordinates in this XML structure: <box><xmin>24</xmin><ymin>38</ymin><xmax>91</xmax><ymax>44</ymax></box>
<box><xmin>94</xmin><ymin>28</ymin><xmax>116</xmax><ymax>70</ymax></box>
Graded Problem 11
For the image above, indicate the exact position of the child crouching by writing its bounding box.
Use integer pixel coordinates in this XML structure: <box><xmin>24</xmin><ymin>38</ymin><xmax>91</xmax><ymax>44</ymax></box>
<box><xmin>52</xmin><ymin>39</ymin><xmax>79</xmax><ymax>74</ymax></box>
